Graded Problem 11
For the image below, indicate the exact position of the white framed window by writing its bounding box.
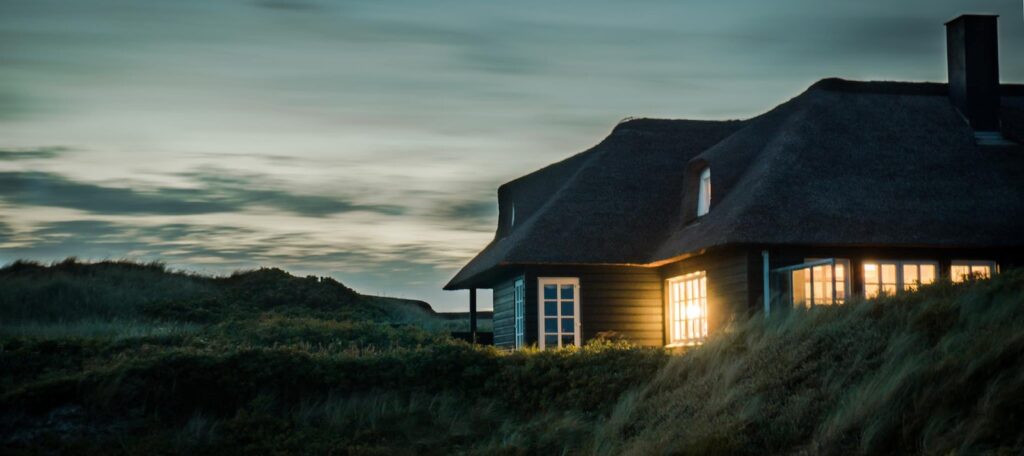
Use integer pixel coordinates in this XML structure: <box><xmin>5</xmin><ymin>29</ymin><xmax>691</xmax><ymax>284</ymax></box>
<box><xmin>514</xmin><ymin>278</ymin><xmax>525</xmax><ymax>349</ymax></box>
<box><xmin>901</xmin><ymin>262</ymin><xmax>938</xmax><ymax>291</ymax></box>
<box><xmin>951</xmin><ymin>260</ymin><xmax>997</xmax><ymax>283</ymax></box>
<box><xmin>667</xmin><ymin>271</ymin><xmax>708</xmax><ymax>346</ymax></box>
<box><xmin>863</xmin><ymin>261</ymin><xmax>938</xmax><ymax>297</ymax></box>
<box><xmin>537</xmin><ymin>277</ymin><xmax>580</xmax><ymax>349</ymax></box>
<box><xmin>696</xmin><ymin>167</ymin><xmax>711</xmax><ymax>217</ymax></box>
<box><xmin>777</xmin><ymin>259</ymin><xmax>850</xmax><ymax>308</ymax></box>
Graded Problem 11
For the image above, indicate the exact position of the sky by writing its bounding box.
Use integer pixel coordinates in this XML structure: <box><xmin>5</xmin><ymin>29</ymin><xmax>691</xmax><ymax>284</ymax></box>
<box><xmin>1</xmin><ymin>0</ymin><xmax>1022</xmax><ymax>311</ymax></box>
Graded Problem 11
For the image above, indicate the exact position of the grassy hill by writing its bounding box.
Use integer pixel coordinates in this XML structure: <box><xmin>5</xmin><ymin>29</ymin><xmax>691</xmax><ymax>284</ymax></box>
<box><xmin>1</xmin><ymin>260</ymin><xmax>1023</xmax><ymax>455</ymax></box>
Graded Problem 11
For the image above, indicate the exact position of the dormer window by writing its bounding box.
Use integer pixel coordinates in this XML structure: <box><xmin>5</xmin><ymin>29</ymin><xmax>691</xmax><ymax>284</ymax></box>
<box><xmin>696</xmin><ymin>167</ymin><xmax>711</xmax><ymax>217</ymax></box>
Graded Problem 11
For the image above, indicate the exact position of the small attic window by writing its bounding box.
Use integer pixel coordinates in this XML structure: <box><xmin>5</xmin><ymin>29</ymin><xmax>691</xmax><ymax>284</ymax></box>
<box><xmin>696</xmin><ymin>167</ymin><xmax>711</xmax><ymax>217</ymax></box>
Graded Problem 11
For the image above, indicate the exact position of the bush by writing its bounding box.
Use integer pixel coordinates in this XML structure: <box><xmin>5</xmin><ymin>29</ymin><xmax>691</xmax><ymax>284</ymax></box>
<box><xmin>4</xmin><ymin>262</ymin><xmax>1024</xmax><ymax>455</ymax></box>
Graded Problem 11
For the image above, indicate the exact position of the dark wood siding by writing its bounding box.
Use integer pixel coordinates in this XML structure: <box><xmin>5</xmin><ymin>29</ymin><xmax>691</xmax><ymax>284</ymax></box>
<box><xmin>658</xmin><ymin>248</ymin><xmax>751</xmax><ymax>336</ymax></box>
<box><xmin>523</xmin><ymin>266</ymin><xmax>664</xmax><ymax>347</ymax></box>
<box><xmin>491</xmin><ymin>275</ymin><xmax>521</xmax><ymax>349</ymax></box>
<box><xmin>479</xmin><ymin>246</ymin><xmax>1024</xmax><ymax>350</ymax></box>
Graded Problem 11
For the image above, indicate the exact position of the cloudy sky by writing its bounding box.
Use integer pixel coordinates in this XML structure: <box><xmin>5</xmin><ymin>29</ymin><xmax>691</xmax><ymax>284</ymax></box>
<box><xmin>1</xmin><ymin>0</ymin><xmax>1021</xmax><ymax>311</ymax></box>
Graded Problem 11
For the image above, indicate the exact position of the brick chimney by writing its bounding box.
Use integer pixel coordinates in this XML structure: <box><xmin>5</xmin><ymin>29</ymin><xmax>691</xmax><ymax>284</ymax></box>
<box><xmin>945</xmin><ymin>14</ymin><xmax>1000</xmax><ymax>131</ymax></box>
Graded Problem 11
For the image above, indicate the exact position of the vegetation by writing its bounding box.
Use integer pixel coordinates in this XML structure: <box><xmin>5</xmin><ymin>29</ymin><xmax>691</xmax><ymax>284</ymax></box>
<box><xmin>2</xmin><ymin>259</ymin><xmax>1023</xmax><ymax>455</ymax></box>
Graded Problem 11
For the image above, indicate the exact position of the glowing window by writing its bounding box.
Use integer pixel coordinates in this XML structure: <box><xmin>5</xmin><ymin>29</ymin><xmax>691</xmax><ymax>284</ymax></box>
<box><xmin>790</xmin><ymin>260</ymin><xmax>849</xmax><ymax>308</ymax></box>
<box><xmin>951</xmin><ymin>261</ymin><xmax>996</xmax><ymax>283</ymax></box>
<box><xmin>864</xmin><ymin>261</ymin><xmax>938</xmax><ymax>297</ymax></box>
<box><xmin>696</xmin><ymin>167</ymin><xmax>711</xmax><ymax>217</ymax></box>
<box><xmin>667</xmin><ymin>271</ymin><xmax>708</xmax><ymax>345</ymax></box>
<box><xmin>902</xmin><ymin>263</ymin><xmax>937</xmax><ymax>291</ymax></box>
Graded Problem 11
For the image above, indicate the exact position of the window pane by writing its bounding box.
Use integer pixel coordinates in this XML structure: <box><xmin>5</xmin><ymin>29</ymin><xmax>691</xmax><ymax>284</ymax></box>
<box><xmin>560</xmin><ymin>284</ymin><xmax>574</xmax><ymax>299</ymax></box>
<box><xmin>920</xmin><ymin>265</ymin><xmax>936</xmax><ymax>284</ymax></box>
<box><xmin>951</xmin><ymin>265</ymin><xmax>969</xmax><ymax>283</ymax></box>
<box><xmin>544</xmin><ymin>318</ymin><xmax>557</xmax><ymax>333</ymax></box>
<box><xmin>972</xmin><ymin>265</ymin><xmax>992</xmax><ymax>279</ymax></box>
<box><xmin>864</xmin><ymin>263</ymin><xmax>878</xmax><ymax>284</ymax></box>
<box><xmin>881</xmin><ymin>264</ymin><xmax>897</xmax><ymax>285</ymax></box>
<box><xmin>792</xmin><ymin>268</ymin><xmax>809</xmax><ymax>308</ymax></box>
<box><xmin>865</xmin><ymin>284</ymin><xmax>880</xmax><ymax>298</ymax></box>
<box><xmin>903</xmin><ymin>265</ymin><xmax>918</xmax><ymax>289</ymax></box>
<box><xmin>561</xmin><ymin>302</ymin><xmax>574</xmax><ymax>316</ymax></box>
<box><xmin>543</xmin><ymin>284</ymin><xmax>556</xmax><ymax>299</ymax></box>
<box><xmin>697</xmin><ymin>168</ymin><xmax>711</xmax><ymax>216</ymax></box>
<box><xmin>544</xmin><ymin>301</ymin><xmax>557</xmax><ymax>316</ymax></box>
<box><xmin>545</xmin><ymin>335</ymin><xmax>558</xmax><ymax>346</ymax></box>
<box><xmin>667</xmin><ymin>272</ymin><xmax>708</xmax><ymax>344</ymax></box>
<box><xmin>561</xmin><ymin>335</ymin><xmax>575</xmax><ymax>347</ymax></box>
<box><xmin>561</xmin><ymin>318</ymin><xmax>574</xmax><ymax>333</ymax></box>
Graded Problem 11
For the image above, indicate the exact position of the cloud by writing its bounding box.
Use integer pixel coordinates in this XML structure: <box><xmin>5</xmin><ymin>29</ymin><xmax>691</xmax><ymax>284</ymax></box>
<box><xmin>433</xmin><ymin>199</ymin><xmax>496</xmax><ymax>229</ymax></box>
<box><xmin>0</xmin><ymin>218</ymin><xmax>463</xmax><ymax>304</ymax></box>
<box><xmin>0</xmin><ymin>219</ymin><xmax>12</xmax><ymax>242</ymax></box>
<box><xmin>0</xmin><ymin>146</ymin><xmax>70</xmax><ymax>161</ymax></box>
<box><xmin>251</xmin><ymin>0</ymin><xmax>324</xmax><ymax>12</ymax></box>
<box><xmin>0</xmin><ymin>169</ymin><xmax>405</xmax><ymax>217</ymax></box>
<box><xmin>0</xmin><ymin>171</ymin><xmax>231</xmax><ymax>215</ymax></box>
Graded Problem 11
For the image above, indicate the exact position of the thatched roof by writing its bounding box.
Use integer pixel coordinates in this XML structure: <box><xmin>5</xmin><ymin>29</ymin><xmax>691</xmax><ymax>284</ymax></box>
<box><xmin>446</xmin><ymin>79</ymin><xmax>1024</xmax><ymax>289</ymax></box>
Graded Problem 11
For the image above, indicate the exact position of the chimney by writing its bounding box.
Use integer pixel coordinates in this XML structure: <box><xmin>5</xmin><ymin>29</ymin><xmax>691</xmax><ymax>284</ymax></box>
<box><xmin>945</xmin><ymin>14</ymin><xmax>1000</xmax><ymax>131</ymax></box>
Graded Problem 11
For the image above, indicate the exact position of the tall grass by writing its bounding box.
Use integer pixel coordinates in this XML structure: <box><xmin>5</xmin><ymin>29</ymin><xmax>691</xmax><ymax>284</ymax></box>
<box><xmin>0</xmin><ymin>258</ymin><xmax>454</xmax><ymax>328</ymax></box>
<box><xmin>2</xmin><ymin>262</ymin><xmax>1022</xmax><ymax>455</ymax></box>
<box><xmin>593</xmin><ymin>274</ymin><xmax>1024</xmax><ymax>455</ymax></box>
<box><xmin>0</xmin><ymin>259</ymin><xmax>212</xmax><ymax>322</ymax></box>
<box><xmin>0</xmin><ymin>319</ymin><xmax>198</xmax><ymax>340</ymax></box>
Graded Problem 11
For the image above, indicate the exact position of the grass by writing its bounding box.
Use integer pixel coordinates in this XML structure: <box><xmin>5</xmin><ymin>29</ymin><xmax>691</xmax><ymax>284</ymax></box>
<box><xmin>1</xmin><ymin>259</ymin><xmax>1023</xmax><ymax>454</ymax></box>
<box><xmin>0</xmin><ymin>318</ymin><xmax>198</xmax><ymax>340</ymax></box>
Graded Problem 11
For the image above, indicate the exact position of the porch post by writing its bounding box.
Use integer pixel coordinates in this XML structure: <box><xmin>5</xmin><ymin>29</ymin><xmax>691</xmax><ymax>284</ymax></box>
<box><xmin>469</xmin><ymin>288</ymin><xmax>478</xmax><ymax>344</ymax></box>
<box><xmin>762</xmin><ymin>250</ymin><xmax>771</xmax><ymax>317</ymax></box>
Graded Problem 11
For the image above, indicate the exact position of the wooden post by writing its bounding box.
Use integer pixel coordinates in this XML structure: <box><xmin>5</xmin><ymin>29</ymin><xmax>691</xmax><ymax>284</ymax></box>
<box><xmin>469</xmin><ymin>288</ymin><xmax>478</xmax><ymax>344</ymax></box>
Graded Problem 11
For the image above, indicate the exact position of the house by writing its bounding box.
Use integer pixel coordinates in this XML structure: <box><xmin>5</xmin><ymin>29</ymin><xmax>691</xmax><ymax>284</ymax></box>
<box><xmin>445</xmin><ymin>14</ymin><xmax>1024</xmax><ymax>349</ymax></box>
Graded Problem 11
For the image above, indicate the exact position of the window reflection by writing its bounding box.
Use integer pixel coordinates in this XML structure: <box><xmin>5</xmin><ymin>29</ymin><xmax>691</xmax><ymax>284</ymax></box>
<box><xmin>951</xmin><ymin>262</ymin><xmax>994</xmax><ymax>283</ymax></box>
<box><xmin>791</xmin><ymin>260</ymin><xmax>849</xmax><ymax>308</ymax></box>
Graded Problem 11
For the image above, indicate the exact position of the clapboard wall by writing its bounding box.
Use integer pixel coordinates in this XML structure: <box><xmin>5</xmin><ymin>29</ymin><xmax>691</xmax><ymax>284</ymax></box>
<box><xmin>491</xmin><ymin>274</ymin><xmax>522</xmax><ymax>349</ymax></box>
<box><xmin>522</xmin><ymin>265</ymin><xmax>665</xmax><ymax>347</ymax></box>
<box><xmin>658</xmin><ymin>248</ymin><xmax>751</xmax><ymax>336</ymax></box>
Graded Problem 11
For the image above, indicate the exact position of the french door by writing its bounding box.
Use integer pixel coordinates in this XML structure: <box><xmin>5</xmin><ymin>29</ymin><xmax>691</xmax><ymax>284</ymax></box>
<box><xmin>537</xmin><ymin>277</ymin><xmax>580</xmax><ymax>349</ymax></box>
<box><xmin>514</xmin><ymin>278</ymin><xmax>525</xmax><ymax>349</ymax></box>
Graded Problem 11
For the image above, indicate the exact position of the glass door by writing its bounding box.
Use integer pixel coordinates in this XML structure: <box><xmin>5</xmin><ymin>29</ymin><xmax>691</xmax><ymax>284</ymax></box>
<box><xmin>537</xmin><ymin>277</ymin><xmax>580</xmax><ymax>349</ymax></box>
<box><xmin>514</xmin><ymin>278</ymin><xmax>525</xmax><ymax>349</ymax></box>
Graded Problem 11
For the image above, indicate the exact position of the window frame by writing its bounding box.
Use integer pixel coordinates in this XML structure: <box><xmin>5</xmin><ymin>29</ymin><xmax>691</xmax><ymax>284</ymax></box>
<box><xmin>863</xmin><ymin>260</ymin><xmax>939</xmax><ymax>297</ymax></box>
<box><xmin>665</xmin><ymin>271</ymin><xmax>708</xmax><ymax>347</ymax></box>
<box><xmin>951</xmin><ymin>260</ymin><xmax>998</xmax><ymax>283</ymax></box>
<box><xmin>536</xmin><ymin>277</ymin><xmax>580</xmax><ymax>350</ymax></box>
<box><xmin>696</xmin><ymin>167</ymin><xmax>711</xmax><ymax>217</ymax></box>
<box><xmin>513</xmin><ymin>277</ymin><xmax>525</xmax><ymax>349</ymax></box>
<box><xmin>772</xmin><ymin>258</ymin><xmax>851</xmax><ymax>308</ymax></box>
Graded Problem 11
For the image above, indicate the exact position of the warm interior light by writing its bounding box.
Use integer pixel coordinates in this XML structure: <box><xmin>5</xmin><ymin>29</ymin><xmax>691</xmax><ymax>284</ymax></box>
<box><xmin>685</xmin><ymin>303</ymin><xmax>704</xmax><ymax>319</ymax></box>
<box><xmin>667</xmin><ymin>271</ymin><xmax>707</xmax><ymax>345</ymax></box>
